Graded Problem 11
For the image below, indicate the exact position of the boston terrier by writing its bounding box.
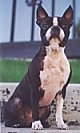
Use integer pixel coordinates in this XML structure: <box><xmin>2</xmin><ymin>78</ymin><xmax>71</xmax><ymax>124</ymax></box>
<box><xmin>5</xmin><ymin>5</ymin><xmax>73</xmax><ymax>130</ymax></box>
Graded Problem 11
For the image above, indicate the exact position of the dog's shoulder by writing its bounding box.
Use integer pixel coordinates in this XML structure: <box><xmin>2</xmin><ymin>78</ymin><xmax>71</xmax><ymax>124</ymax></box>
<box><xmin>29</xmin><ymin>45</ymin><xmax>46</xmax><ymax>73</ymax></box>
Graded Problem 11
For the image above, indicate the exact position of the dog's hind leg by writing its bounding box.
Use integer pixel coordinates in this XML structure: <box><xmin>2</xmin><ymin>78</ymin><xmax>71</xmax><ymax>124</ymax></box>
<box><xmin>31</xmin><ymin>105</ymin><xmax>51</xmax><ymax>129</ymax></box>
<box><xmin>39</xmin><ymin>105</ymin><xmax>51</xmax><ymax>128</ymax></box>
<box><xmin>5</xmin><ymin>96</ymin><xmax>23</xmax><ymax>127</ymax></box>
<box><xmin>20</xmin><ymin>105</ymin><xmax>51</xmax><ymax>128</ymax></box>
<box><xmin>39</xmin><ymin>105</ymin><xmax>50</xmax><ymax>120</ymax></box>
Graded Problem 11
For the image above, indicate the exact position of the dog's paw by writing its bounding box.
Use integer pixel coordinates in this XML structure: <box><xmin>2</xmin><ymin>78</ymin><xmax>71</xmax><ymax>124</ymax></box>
<box><xmin>32</xmin><ymin>120</ymin><xmax>43</xmax><ymax>130</ymax></box>
<box><xmin>56</xmin><ymin>121</ymin><xmax>69</xmax><ymax>130</ymax></box>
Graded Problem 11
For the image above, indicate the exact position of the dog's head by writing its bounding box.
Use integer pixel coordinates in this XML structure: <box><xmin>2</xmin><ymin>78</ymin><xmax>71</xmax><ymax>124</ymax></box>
<box><xmin>36</xmin><ymin>5</ymin><xmax>73</xmax><ymax>48</ymax></box>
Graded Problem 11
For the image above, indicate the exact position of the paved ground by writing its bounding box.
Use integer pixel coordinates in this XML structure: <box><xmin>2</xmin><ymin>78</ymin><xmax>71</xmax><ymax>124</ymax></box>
<box><xmin>0</xmin><ymin>83</ymin><xmax>80</xmax><ymax>133</ymax></box>
<box><xmin>1</xmin><ymin>123</ymin><xmax>80</xmax><ymax>133</ymax></box>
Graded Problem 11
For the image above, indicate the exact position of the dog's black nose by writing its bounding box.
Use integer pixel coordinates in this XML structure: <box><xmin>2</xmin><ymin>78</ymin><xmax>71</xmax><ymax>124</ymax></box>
<box><xmin>51</xmin><ymin>26</ymin><xmax>60</xmax><ymax>38</ymax></box>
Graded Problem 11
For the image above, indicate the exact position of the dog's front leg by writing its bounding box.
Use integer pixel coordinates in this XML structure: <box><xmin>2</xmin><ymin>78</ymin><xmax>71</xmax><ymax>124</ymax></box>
<box><xmin>56</xmin><ymin>94</ymin><xmax>68</xmax><ymax>129</ymax></box>
<box><xmin>31</xmin><ymin>86</ymin><xmax>43</xmax><ymax>130</ymax></box>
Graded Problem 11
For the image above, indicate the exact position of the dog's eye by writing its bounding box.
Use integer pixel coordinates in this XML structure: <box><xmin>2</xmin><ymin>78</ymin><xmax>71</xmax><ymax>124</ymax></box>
<box><xmin>42</xmin><ymin>23</ymin><xmax>48</xmax><ymax>30</ymax></box>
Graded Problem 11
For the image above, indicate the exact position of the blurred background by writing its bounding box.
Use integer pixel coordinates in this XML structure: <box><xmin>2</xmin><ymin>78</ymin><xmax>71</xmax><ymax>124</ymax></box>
<box><xmin>0</xmin><ymin>0</ymin><xmax>80</xmax><ymax>42</ymax></box>
<box><xmin>0</xmin><ymin>0</ymin><xmax>80</xmax><ymax>83</ymax></box>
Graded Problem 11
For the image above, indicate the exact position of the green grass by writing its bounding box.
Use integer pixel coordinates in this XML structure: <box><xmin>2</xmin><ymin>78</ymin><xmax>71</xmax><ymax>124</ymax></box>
<box><xmin>70</xmin><ymin>60</ymin><xmax>80</xmax><ymax>83</ymax></box>
<box><xmin>0</xmin><ymin>59</ymin><xmax>80</xmax><ymax>83</ymax></box>
<box><xmin>0</xmin><ymin>59</ymin><xmax>30</xmax><ymax>82</ymax></box>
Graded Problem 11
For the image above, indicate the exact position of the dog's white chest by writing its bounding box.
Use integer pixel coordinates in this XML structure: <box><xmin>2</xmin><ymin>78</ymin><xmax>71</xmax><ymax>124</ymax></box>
<box><xmin>39</xmin><ymin>48</ymin><xmax>70</xmax><ymax>107</ymax></box>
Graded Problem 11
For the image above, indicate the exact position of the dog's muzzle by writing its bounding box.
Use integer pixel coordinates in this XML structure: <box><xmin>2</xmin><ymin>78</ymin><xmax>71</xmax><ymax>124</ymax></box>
<box><xmin>45</xmin><ymin>26</ymin><xmax>65</xmax><ymax>44</ymax></box>
<box><xmin>50</xmin><ymin>26</ymin><xmax>60</xmax><ymax>41</ymax></box>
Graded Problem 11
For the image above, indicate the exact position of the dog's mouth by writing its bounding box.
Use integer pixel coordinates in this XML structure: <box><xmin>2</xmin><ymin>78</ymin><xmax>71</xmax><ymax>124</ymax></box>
<box><xmin>45</xmin><ymin>38</ymin><xmax>60</xmax><ymax>52</ymax></box>
<box><xmin>49</xmin><ymin>36</ymin><xmax>61</xmax><ymax>43</ymax></box>
<box><xmin>49</xmin><ymin>38</ymin><xmax>60</xmax><ymax>51</ymax></box>
<box><xmin>43</xmin><ymin>35</ymin><xmax>61</xmax><ymax>47</ymax></box>
<box><xmin>45</xmin><ymin>26</ymin><xmax>65</xmax><ymax>45</ymax></box>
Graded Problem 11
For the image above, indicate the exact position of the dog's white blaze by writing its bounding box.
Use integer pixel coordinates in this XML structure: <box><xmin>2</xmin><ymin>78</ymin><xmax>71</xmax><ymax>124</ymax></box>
<box><xmin>39</xmin><ymin>46</ymin><xmax>70</xmax><ymax>107</ymax></box>
<box><xmin>45</xmin><ymin>17</ymin><xmax>58</xmax><ymax>41</ymax></box>
<box><xmin>53</xmin><ymin>17</ymin><xmax>58</xmax><ymax>26</ymax></box>
<box><xmin>45</xmin><ymin>17</ymin><xmax>65</xmax><ymax>42</ymax></box>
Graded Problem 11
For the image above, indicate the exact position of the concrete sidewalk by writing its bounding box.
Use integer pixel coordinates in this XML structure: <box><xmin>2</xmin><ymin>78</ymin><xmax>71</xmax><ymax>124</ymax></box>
<box><xmin>0</xmin><ymin>83</ymin><xmax>80</xmax><ymax>132</ymax></box>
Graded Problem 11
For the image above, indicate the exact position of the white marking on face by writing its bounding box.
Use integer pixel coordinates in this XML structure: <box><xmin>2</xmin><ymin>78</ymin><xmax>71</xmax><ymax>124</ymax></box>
<box><xmin>53</xmin><ymin>17</ymin><xmax>58</xmax><ymax>26</ymax></box>
<box><xmin>59</xmin><ymin>28</ymin><xmax>65</xmax><ymax>41</ymax></box>
<box><xmin>45</xmin><ymin>17</ymin><xmax>65</xmax><ymax>43</ymax></box>
<box><xmin>45</xmin><ymin>17</ymin><xmax>58</xmax><ymax>41</ymax></box>
<box><xmin>45</xmin><ymin>28</ymin><xmax>52</xmax><ymax>41</ymax></box>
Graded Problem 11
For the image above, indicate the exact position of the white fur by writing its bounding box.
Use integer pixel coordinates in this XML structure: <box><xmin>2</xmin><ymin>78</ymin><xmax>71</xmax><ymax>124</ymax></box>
<box><xmin>59</xmin><ymin>28</ymin><xmax>65</xmax><ymax>41</ymax></box>
<box><xmin>53</xmin><ymin>17</ymin><xmax>58</xmax><ymax>26</ymax></box>
<box><xmin>56</xmin><ymin>95</ymin><xmax>68</xmax><ymax>129</ymax></box>
<box><xmin>45</xmin><ymin>28</ymin><xmax>52</xmax><ymax>41</ymax></box>
<box><xmin>32</xmin><ymin>120</ymin><xmax>43</xmax><ymax>130</ymax></box>
<box><xmin>39</xmin><ymin>42</ymin><xmax>70</xmax><ymax>107</ymax></box>
<box><xmin>45</xmin><ymin>38</ymin><xmax>60</xmax><ymax>53</ymax></box>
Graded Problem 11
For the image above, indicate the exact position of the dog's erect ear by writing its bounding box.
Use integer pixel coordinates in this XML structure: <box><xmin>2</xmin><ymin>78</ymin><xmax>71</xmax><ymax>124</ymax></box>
<box><xmin>36</xmin><ymin>5</ymin><xmax>48</xmax><ymax>26</ymax></box>
<box><xmin>62</xmin><ymin>5</ymin><xmax>73</xmax><ymax>25</ymax></box>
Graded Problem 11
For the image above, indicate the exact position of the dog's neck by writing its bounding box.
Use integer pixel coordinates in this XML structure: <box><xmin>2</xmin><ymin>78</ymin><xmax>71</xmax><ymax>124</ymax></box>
<box><xmin>46</xmin><ymin>47</ymin><xmax>65</xmax><ymax>60</ymax></box>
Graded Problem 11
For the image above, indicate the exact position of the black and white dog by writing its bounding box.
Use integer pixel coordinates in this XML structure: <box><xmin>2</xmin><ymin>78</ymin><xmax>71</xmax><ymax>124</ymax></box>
<box><xmin>5</xmin><ymin>5</ymin><xmax>73</xmax><ymax>130</ymax></box>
